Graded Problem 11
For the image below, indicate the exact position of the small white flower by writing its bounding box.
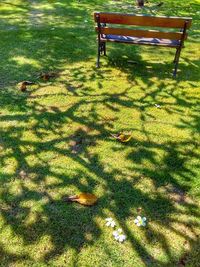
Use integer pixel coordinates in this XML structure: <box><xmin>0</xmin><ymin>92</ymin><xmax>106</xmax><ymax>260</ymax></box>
<box><xmin>134</xmin><ymin>216</ymin><xmax>147</xmax><ymax>227</ymax></box>
<box><xmin>113</xmin><ymin>229</ymin><xmax>122</xmax><ymax>237</ymax></box>
<box><xmin>155</xmin><ymin>104</ymin><xmax>161</xmax><ymax>108</ymax></box>
<box><xmin>105</xmin><ymin>218</ymin><xmax>116</xmax><ymax>227</ymax></box>
<box><xmin>112</xmin><ymin>229</ymin><xmax>126</xmax><ymax>242</ymax></box>
<box><xmin>113</xmin><ymin>230</ymin><xmax>119</xmax><ymax>237</ymax></box>
<box><xmin>105</xmin><ymin>217</ymin><xmax>112</xmax><ymax>222</ymax></box>
<box><xmin>118</xmin><ymin>234</ymin><xmax>126</xmax><ymax>242</ymax></box>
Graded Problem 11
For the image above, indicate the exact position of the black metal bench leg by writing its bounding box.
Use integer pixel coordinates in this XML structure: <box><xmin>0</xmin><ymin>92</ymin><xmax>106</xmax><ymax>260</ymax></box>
<box><xmin>103</xmin><ymin>42</ymin><xmax>106</xmax><ymax>56</ymax></box>
<box><xmin>173</xmin><ymin>48</ymin><xmax>179</xmax><ymax>63</ymax></box>
<box><xmin>173</xmin><ymin>48</ymin><xmax>181</xmax><ymax>78</ymax></box>
<box><xmin>96</xmin><ymin>42</ymin><xmax>100</xmax><ymax>68</ymax></box>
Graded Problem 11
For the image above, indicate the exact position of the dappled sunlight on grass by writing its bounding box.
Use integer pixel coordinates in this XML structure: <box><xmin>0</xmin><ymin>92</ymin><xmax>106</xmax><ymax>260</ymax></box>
<box><xmin>0</xmin><ymin>0</ymin><xmax>200</xmax><ymax>266</ymax></box>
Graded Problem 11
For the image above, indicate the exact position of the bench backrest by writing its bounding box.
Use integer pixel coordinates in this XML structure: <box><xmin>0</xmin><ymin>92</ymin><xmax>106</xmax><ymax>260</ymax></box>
<box><xmin>94</xmin><ymin>12</ymin><xmax>192</xmax><ymax>41</ymax></box>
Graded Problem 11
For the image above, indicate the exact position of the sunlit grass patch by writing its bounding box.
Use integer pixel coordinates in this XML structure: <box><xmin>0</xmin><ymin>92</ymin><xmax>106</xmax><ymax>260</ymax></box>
<box><xmin>0</xmin><ymin>0</ymin><xmax>200</xmax><ymax>266</ymax></box>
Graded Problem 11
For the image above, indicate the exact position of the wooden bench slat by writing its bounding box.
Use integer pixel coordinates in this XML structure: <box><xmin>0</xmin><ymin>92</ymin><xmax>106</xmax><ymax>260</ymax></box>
<box><xmin>96</xmin><ymin>27</ymin><xmax>187</xmax><ymax>40</ymax></box>
<box><xmin>94</xmin><ymin>12</ymin><xmax>192</xmax><ymax>29</ymax></box>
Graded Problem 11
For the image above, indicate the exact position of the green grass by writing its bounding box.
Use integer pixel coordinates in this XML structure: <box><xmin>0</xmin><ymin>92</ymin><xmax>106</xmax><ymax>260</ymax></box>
<box><xmin>0</xmin><ymin>0</ymin><xmax>200</xmax><ymax>266</ymax></box>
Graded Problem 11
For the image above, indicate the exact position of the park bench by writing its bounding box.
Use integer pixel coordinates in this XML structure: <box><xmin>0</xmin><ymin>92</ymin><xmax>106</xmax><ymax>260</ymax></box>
<box><xmin>94</xmin><ymin>12</ymin><xmax>192</xmax><ymax>77</ymax></box>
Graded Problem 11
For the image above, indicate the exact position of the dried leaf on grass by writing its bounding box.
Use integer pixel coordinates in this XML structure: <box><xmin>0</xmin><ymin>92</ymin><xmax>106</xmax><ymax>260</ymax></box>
<box><xmin>18</xmin><ymin>81</ymin><xmax>36</xmax><ymax>92</ymax></box>
<box><xmin>137</xmin><ymin>207</ymin><xmax>142</xmax><ymax>213</ymax></box>
<box><xmin>64</xmin><ymin>193</ymin><xmax>98</xmax><ymax>206</ymax></box>
<box><xmin>39</xmin><ymin>71</ymin><xmax>59</xmax><ymax>81</ymax></box>
<box><xmin>111</xmin><ymin>132</ymin><xmax>132</xmax><ymax>143</ymax></box>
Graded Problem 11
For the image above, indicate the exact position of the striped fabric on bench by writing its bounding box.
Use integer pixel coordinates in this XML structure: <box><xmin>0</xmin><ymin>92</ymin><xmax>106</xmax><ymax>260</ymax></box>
<box><xmin>101</xmin><ymin>34</ymin><xmax>181</xmax><ymax>47</ymax></box>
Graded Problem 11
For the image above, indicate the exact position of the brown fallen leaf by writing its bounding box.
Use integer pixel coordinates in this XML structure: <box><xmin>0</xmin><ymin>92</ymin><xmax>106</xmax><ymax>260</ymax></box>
<box><xmin>18</xmin><ymin>81</ymin><xmax>36</xmax><ymax>92</ymax></box>
<box><xmin>64</xmin><ymin>193</ymin><xmax>98</xmax><ymax>206</ymax></box>
<box><xmin>39</xmin><ymin>71</ymin><xmax>59</xmax><ymax>81</ymax></box>
<box><xmin>111</xmin><ymin>132</ymin><xmax>132</xmax><ymax>143</ymax></box>
<box><xmin>137</xmin><ymin>207</ymin><xmax>142</xmax><ymax>213</ymax></box>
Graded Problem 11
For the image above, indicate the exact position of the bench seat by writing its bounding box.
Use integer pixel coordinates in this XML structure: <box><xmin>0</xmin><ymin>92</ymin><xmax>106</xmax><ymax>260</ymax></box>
<box><xmin>94</xmin><ymin>12</ymin><xmax>192</xmax><ymax>77</ymax></box>
<box><xmin>101</xmin><ymin>34</ymin><xmax>180</xmax><ymax>47</ymax></box>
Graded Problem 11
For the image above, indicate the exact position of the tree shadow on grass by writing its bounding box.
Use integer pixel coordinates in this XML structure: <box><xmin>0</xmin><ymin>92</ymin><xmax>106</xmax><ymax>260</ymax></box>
<box><xmin>0</xmin><ymin>56</ymin><xmax>199</xmax><ymax>266</ymax></box>
<box><xmin>0</xmin><ymin>0</ymin><xmax>200</xmax><ymax>265</ymax></box>
<box><xmin>105</xmin><ymin>44</ymin><xmax>200</xmax><ymax>82</ymax></box>
<box><xmin>0</xmin><ymin>76</ymin><xmax>200</xmax><ymax>265</ymax></box>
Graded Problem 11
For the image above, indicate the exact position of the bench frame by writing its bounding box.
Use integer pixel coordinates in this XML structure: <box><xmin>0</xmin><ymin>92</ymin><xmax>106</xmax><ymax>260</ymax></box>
<box><xmin>94</xmin><ymin>12</ymin><xmax>192</xmax><ymax>77</ymax></box>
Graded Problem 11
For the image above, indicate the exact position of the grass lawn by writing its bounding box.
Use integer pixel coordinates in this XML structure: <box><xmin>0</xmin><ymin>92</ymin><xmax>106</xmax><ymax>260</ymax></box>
<box><xmin>0</xmin><ymin>0</ymin><xmax>200</xmax><ymax>266</ymax></box>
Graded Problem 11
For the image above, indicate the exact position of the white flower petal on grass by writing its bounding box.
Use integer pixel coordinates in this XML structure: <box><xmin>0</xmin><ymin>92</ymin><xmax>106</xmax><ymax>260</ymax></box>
<box><xmin>155</xmin><ymin>104</ymin><xmax>161</xmax><ymax>108</ymax></box>
<box><xmin>105</xmin><ymin>218</ymin><xmax>112</xmax><ymax>222</ymax></box>
<box><xmin>106</xmin><ymin>221</ymin><xmax>112</xmax><ymax>227</ymax></box>
<box><xmin>134</xmin><ymin>218</ymin><xmax>139</xmax><ymax>224</ymax></box>
<box><xmin>118</xmin><ymin>234</ymin><xmax>126</xmax><ymax>242</ymax></box>
<box><xmin>105</xmin><ymin>221</ymin><xmax>110</xmax><ymax>226</ymax></box>
<box><xmin>110</xmin><ymin>221</ymin><xmax>116</xmax><ymax>227</ymax></box>
<box><xmin>134</xmin><ymin>216</ymin><xmax>147</xmax><ymax>227</ymax></box>
<box><xmin>113</xmin><ymin>230</ymin><xmax>119</xmax><ymax>237</ymax></box>
<box><xmin>114</xmin><ymin>235</ymin><xmax>119</xmax><ymax>241</ymax></box>
<box><xmin>105</xmin><ymin>218</ymin><xmax>116</xmax><ymax>227</ymax></box>
<box><xmin>113</xmin><ymin>229</ymin><xmax>126</xmax><ymax>242</ymax></box>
